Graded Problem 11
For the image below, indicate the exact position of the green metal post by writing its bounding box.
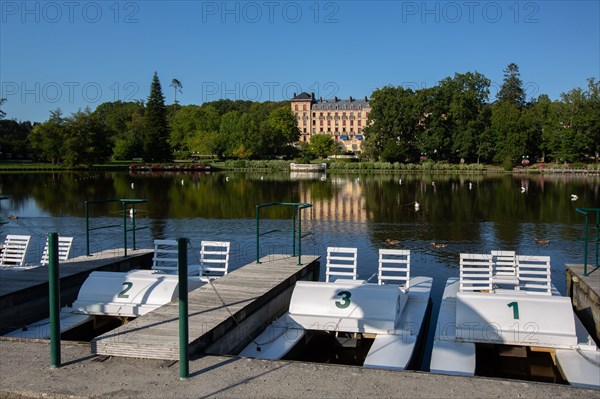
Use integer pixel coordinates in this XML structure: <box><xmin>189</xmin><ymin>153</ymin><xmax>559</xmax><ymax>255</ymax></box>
<box><xmin>131</xmin><ymin>204</ymin><xmax>137</xmax><ymax>250</ymax></box>
<box><xmin>48</xmin><ymin>232</ymin><xmax>61</xmax><ymax>368</ymax></box>
<box><xmin>178</xmin><ymin>238</ymin><xmax>189</xmax><ymax>379</ymax></box>
<box><xmin>292</xmin><ymin>206</ymin><xmax>297</xmax><ymax>257</ymax></box>
<box><xmin>596</xmin><ymin>209</ymin><xmax>600</xmax><ymax>267</ymax></box>
<box><xmin>256</xmin><ymin>206</ymin><xmax>260</xmax><ymax>264</ymax></box>
<box><xmin>122</xmin><ymin>202</ymin><xmax>128</xmax><ymax>257</ymax></box>
<box><xmin>298</xmin><ymin>207</ymin><xmax>302</xmax><ymax>266</ymax></box>
<box><xmin>584</xmin><ymin>215</ymin><xmax>589</xmax><ymax>276</ymax></box>
<box><xmin>85</xmin><ymin>201</ymin><xmax>90</xmax><ymax>256</ymax></box>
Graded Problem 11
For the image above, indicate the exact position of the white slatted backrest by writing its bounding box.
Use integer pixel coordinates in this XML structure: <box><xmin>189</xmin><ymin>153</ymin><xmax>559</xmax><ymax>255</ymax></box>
<box><xmin>200</xmin><ymin>241</ymin><xmax>230</xmax><ymax>277</ymax></box>
<box><xmin>151</xmin><ymin>239</ymin><xmax>179</xmax><ymax>272</ymax></box>
<box><xmin>459</xmin><ymin>253</ymin><xmax>493</xmax><ymax>292</ymax></box>
<box><xmin>517</xmin><ymin>255</ymin><xmax>552</xmax><ymax>295</ymax></box>
<box><xmin>41</xmin><ymin>236</ymin><xmax>74</xmax><ymax>265</ymax></box>
<box><xmin>325</xmin><ymin>247</ymin><xmax>358</xmax><ymax>282</ymax></box>
<box><xmin>0</xmin><ymin>235</ymin><xmax>31</xmax><ymax>267</ymax></box>
<box><xmin>378</xmin><ymin>249</ymin><xmax>410</xmax><ymax>288</ymax></box>
<box><xmin>491</xmin><ymin>250</ymin><xmax>517</xmax><ymax>276</ymax></box>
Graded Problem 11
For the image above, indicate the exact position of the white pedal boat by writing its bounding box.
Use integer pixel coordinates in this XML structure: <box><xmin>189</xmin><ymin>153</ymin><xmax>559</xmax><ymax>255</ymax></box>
<box><xmin>430</xmin><ymin>253</ymin><xmax>600</xmax><ymax>389</ymax></box>
<box><xmin>240</xmin><ymin>276</ymin><xmax>432</xmax><ymax>370</ymax></box>
<box><xmin>6</xmin><ymin>240</ymin><xmax>229</xmax><ymax>339</ymax></box>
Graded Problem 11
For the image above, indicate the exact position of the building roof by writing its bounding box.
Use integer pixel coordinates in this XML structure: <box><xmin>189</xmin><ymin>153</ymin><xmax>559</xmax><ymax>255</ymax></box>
<box><xmin>291</xmin><ymin>92</ymin><xmax>370</xmax><ymax>110</ymax></box>
<box><xmin>290</xmin><ymin>92</ymin><xmax>313</xmax><ymax>101</ymax></box>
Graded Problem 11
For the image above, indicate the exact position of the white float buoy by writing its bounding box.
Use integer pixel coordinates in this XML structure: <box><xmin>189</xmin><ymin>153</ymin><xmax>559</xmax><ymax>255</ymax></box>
<box><xmin>521</xmin><ymin>186</ymin><xmax>526</xmax><ymax>193</ymax></box>
<box><xmin>131</xmin><ymin>182</ymin><xmax>134</xmax><ymax>189</ymax></box>
<box><xmin>225</xmin><ymin>177</ymin><xmax>229</xmax><ymax>182</ymax></box>
<box><xmin>399</xmin><ymin>179</ymin><xmax>402</xmax><ymax>185</ymax></box>
<box><xmin>571</xmin><ymin>194</ymin><xmax>578</xmax><ymax>201</ymax></box>
<box><xmin>469</xmin><ymin>182</ymin><xmax>472</xmax><ymax>190</ymax></box>
<box><xmin>129</xmin><ymin>208</ymin><xmax>135</xmax><ymax>218</ymax></box>
<box><xmin>181</xmin><ymin>179</ymin><xmax>184</xmax><ymax>186</ymax></box>
<box><xmin>415</xmin><ymin>201</ymin><xmax>420</xmax><ymax>211</ymax></box>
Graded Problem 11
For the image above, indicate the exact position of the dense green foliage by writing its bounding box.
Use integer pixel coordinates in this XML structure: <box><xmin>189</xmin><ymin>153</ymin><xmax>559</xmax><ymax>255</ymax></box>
<box><xmin>364</xmin><ymin>66</ymin><xmax>599</xmax><ymax>165</ymax></box>
<box><xmin>0</xmin><ymin>66</ymin><xmax>598</xmax><ymax>166</ymax></box>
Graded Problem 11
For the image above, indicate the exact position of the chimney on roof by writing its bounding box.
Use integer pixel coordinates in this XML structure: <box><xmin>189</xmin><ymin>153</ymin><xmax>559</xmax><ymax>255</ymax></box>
<box><xmin>293</xmin><ymin>92</ymin><xmax>297</xmax><ymax>98</ymax></box>
<box><xmin>319</xmin><ymin>96</ymin><xmax>322</xmax><ymax>102</ymax></box>
<box><xmin>349</xmin><ymin>96</ymin><xmax>353</xmax><ymax>102</ymax></box>
<box><xmin>334</xmin><ymin>96</ymin><xmax>338</xmax><ymax>102</ymax></box>
<box><xmin>364</xmin><ymin>96</ymin><xmax>368</xmax><ymax>102</ymax></box>
<box><xmin>311</xmin><ymin>92</ymin><xmax>315</xmax><ymax>100</ymax></box>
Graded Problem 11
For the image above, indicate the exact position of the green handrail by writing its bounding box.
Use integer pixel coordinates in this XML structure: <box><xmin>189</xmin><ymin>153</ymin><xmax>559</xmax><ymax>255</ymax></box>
<box><xmin>256</xmin><ymin>202</ymin><xmax>312</xmax><ymax>265</ymax></box>
<box><xmin>84</xmin><ymin>198</ymin><xmax>148</xmax><ymax>256</ymax></box>
<box><xmin>576</xmin><ymin>208</ymin><xmax>600</xmax><ymax>276</ymax></box>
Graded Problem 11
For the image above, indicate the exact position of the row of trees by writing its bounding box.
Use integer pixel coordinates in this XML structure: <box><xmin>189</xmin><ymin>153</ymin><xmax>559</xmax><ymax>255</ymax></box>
<box><xmin>1</xmin><ymin>65</ymin><xmax>598</xmax><ymax>166</ymax></box>
<box><xmin>0</xmin><ymin>73</ymin><xmax>302</xmax><ymax>165</ymax></box>
<box><xmin>363</xmin><ymin>64</ymin><xmax>599</xmax><ymax>165</ymax></box>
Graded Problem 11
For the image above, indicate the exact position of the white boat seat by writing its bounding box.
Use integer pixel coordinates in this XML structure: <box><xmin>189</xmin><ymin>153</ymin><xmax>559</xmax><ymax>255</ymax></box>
<box><xmin>377</xmin><ymin>249</ymin><xmax>410</xmax><ymax>289</ymax></box>
<box><xmin>198</xmin><ymin>240</ymin><xmax>230</xmax><ymax>280</ymax></box>
<box><xmin>0</xmin><ymin>235</ymin><xmax>31</xmax><ymax>267</ymax></box>
<box><xmin>41</xmin><ymin>236</ymin><xmax>74</xmax><ymax>265</ymax></box>
<box><xmin>325</xmin><ymin>247</ymin><xmax>358</xmax><ymax>282</ymax></box>
<box><xmin>459</xmin><ymin>253</ymin><xmax>493</xmax><ymax>292</ymax></box>
<box><xmin>491</xmin><ymin>250</ymin><xmax>518</xmax><ymax>289</ymax></box>
<box><xmin>516</xmin><ymin>255</ymin><xmax>552</xmax><ymax>295</ymax></box>
<box><xmin>151</xmin><ymin>239</ymin><xmax>187</xmax><ymax>274</ymax></box>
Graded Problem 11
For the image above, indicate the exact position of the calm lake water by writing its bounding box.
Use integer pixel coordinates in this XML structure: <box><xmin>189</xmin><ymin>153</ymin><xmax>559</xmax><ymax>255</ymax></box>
<box><xmin>1</xmin><ymin>170</ymin><xmax>598</xmax><ymax>368</ymax></box>
<box><xmin>2</xmin><ymin>169</ymin><xmax>598</xmax><ymax>292</ymax></box>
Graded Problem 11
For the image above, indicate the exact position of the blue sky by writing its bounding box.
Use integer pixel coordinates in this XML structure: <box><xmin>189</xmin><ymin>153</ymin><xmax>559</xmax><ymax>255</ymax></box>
<box><xmin>1</xmin><ymin>0</ymin><xmax>598</xmax><ymax>122</ymax></box>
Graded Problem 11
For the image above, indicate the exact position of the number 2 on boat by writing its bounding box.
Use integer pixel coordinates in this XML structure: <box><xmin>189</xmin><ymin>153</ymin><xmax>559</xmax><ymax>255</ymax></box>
<box><xmin>507</xmin><ymin>301</ymin><xmax>520</xmax><ymax>319</ymax></box>
<box><xmin>335</xmin><ymin>291</ymin><xmax>351</xmax><ymax>309</ymax></box>
<box><xmin>118</xmin><ymin>282</ymin><xmax>133</xmax><ymax>298</ymax></box>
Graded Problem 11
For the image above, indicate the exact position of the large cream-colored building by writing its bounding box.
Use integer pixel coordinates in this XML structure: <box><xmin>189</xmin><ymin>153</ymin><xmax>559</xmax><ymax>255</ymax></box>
<box><xmin>291</xmin><ymin>92</ymin><xmax>371</xmax><ymax>153</ymax></box>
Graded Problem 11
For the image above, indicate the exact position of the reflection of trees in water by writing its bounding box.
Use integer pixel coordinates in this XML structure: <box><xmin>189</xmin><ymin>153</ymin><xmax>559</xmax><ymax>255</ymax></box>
<box><xmin>1</xmin><ymin>171</ymin><xmax>598</xmax><ymax>229</ymax></box>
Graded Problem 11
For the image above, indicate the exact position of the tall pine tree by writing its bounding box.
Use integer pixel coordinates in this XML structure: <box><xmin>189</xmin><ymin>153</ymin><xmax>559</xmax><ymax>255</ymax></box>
<box><xmin>497</xmin><ymin>63</ymin><xmax>526</xmax><ymax>106</ymax></box>
<box><xmin>144</xmin><ymin>72</ymin><xmax>171</xmax><ymax>162</ymax></box>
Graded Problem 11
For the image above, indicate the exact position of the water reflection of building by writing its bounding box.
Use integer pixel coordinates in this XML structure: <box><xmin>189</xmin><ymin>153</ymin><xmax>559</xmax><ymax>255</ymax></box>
<box><xmin>299</xmin><ymin>178</ymin><xmax>366</xmax><ymax>222</ymax></box>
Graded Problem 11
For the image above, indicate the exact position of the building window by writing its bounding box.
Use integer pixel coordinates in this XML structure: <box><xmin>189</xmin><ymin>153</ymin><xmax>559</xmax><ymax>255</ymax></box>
<box><xmin>312</xmin><ymin>112</ymin><xmax>316</xmax><ymax>117</ymax></box>
<box><xmin>303</xmin><ymin>128</ymin><xmax>306</xmax><ymax>133</ymax></box>
<box><xmin>312</xmin><ymin>120</ymin><xmax>316</xmax><ymax>126</ymax></box>
<box><xmin>327</xmin><ymin>120</ymin><xmax>331</xmax><ymax>126</ymax></box>
<box><xmin>320</xmin><ymin>120</ymin><xmax>323</xmax><ymax>126</ymax></box>
<box><xmin>342</xmin><ymin>120</ymin><xmax>346</xmax><ymax>126</ymax></box>
<box><xmin>320</xmin><ymin>128</ymin><xmax>323</xmax><ymax>132</ymax></box>
<box><xmin>294</xmin><ymin>104</ymin><xmax>298</xmax><ymax>111</ymax></box>
<box><xmin>335</xmin><ymin>128</ymin><xmax>339</xmax><ymax>133</ymax></box>
<box><xmin>303</xmin><ymin>104</ymin><xmax>307</xmax><ymax>111</ymax></box>
<box><xmin>358</xmin><ymin>120</ymin><xmax>362</xmax><ymax>126</ymax></box>
<box><xmin>350</xmin><ymin>120</ymin><xmax>354</xmax><ymax>126</ymax></box>
<box><xmin>335</xmin><ymin>120</ymin><xmax>338</xmax><ymax>126</ymax></box>
<box><xmin>358</xmin><ymin>105</ymin><xmax>362</xmax><ymax>110</ymax></box>
<box><xmin>312</xmin><ymin>128</ymin><xmax>315</xmax><ymax>133</ymax></box>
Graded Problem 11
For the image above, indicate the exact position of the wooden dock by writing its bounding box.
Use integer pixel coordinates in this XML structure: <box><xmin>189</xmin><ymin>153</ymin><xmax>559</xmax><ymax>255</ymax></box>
<box><xmin>92</xmin><ymin>254</ymin><xmax>320</xmax><ymax>360</ymax></box>
<box><xmin>566</xmin><ymin>264</ymin><xmax>600</xmax><ymax>344</ymax></box>
<box><xmin>0</xmin><ymin>249</ymin><xmax>153</xmax><ymax>335</ymax></box>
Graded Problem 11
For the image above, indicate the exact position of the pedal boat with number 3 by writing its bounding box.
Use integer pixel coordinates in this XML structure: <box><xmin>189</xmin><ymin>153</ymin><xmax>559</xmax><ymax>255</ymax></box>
<box><xmin>239</xmin><ymin>276</ymin><xmax>433</xmax><ymax>371</ymax></box>
<box><xmin>430</xmin><ymin>253</ymin><xmax>600</xmax><ymax>389</ymax></box>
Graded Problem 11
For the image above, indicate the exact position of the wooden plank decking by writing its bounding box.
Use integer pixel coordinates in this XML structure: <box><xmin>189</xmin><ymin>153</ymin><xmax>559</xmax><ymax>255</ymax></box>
<box><xmin>92</xmin><ymin>254</ymin><xmax>320</xmax><ymax>360</ymax></box>
<box><xmin>0</xmin><ymin>249</ymin><xmax>153</xmax><ymax>335</ymax></box>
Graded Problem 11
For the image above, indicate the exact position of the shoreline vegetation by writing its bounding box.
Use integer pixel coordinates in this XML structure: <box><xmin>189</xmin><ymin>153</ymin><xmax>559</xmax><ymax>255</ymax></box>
<box><xmin>0</xmin><ymin>160</ymin><xmax>598</xmax><ymax>175</ymax></box>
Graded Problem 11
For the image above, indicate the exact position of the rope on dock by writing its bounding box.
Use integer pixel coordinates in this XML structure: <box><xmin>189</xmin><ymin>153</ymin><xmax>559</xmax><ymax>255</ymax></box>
<box><xmin>576</xmin><ymin>348</ymin><xmax>600</xmax><ymax>367</ymax></box>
